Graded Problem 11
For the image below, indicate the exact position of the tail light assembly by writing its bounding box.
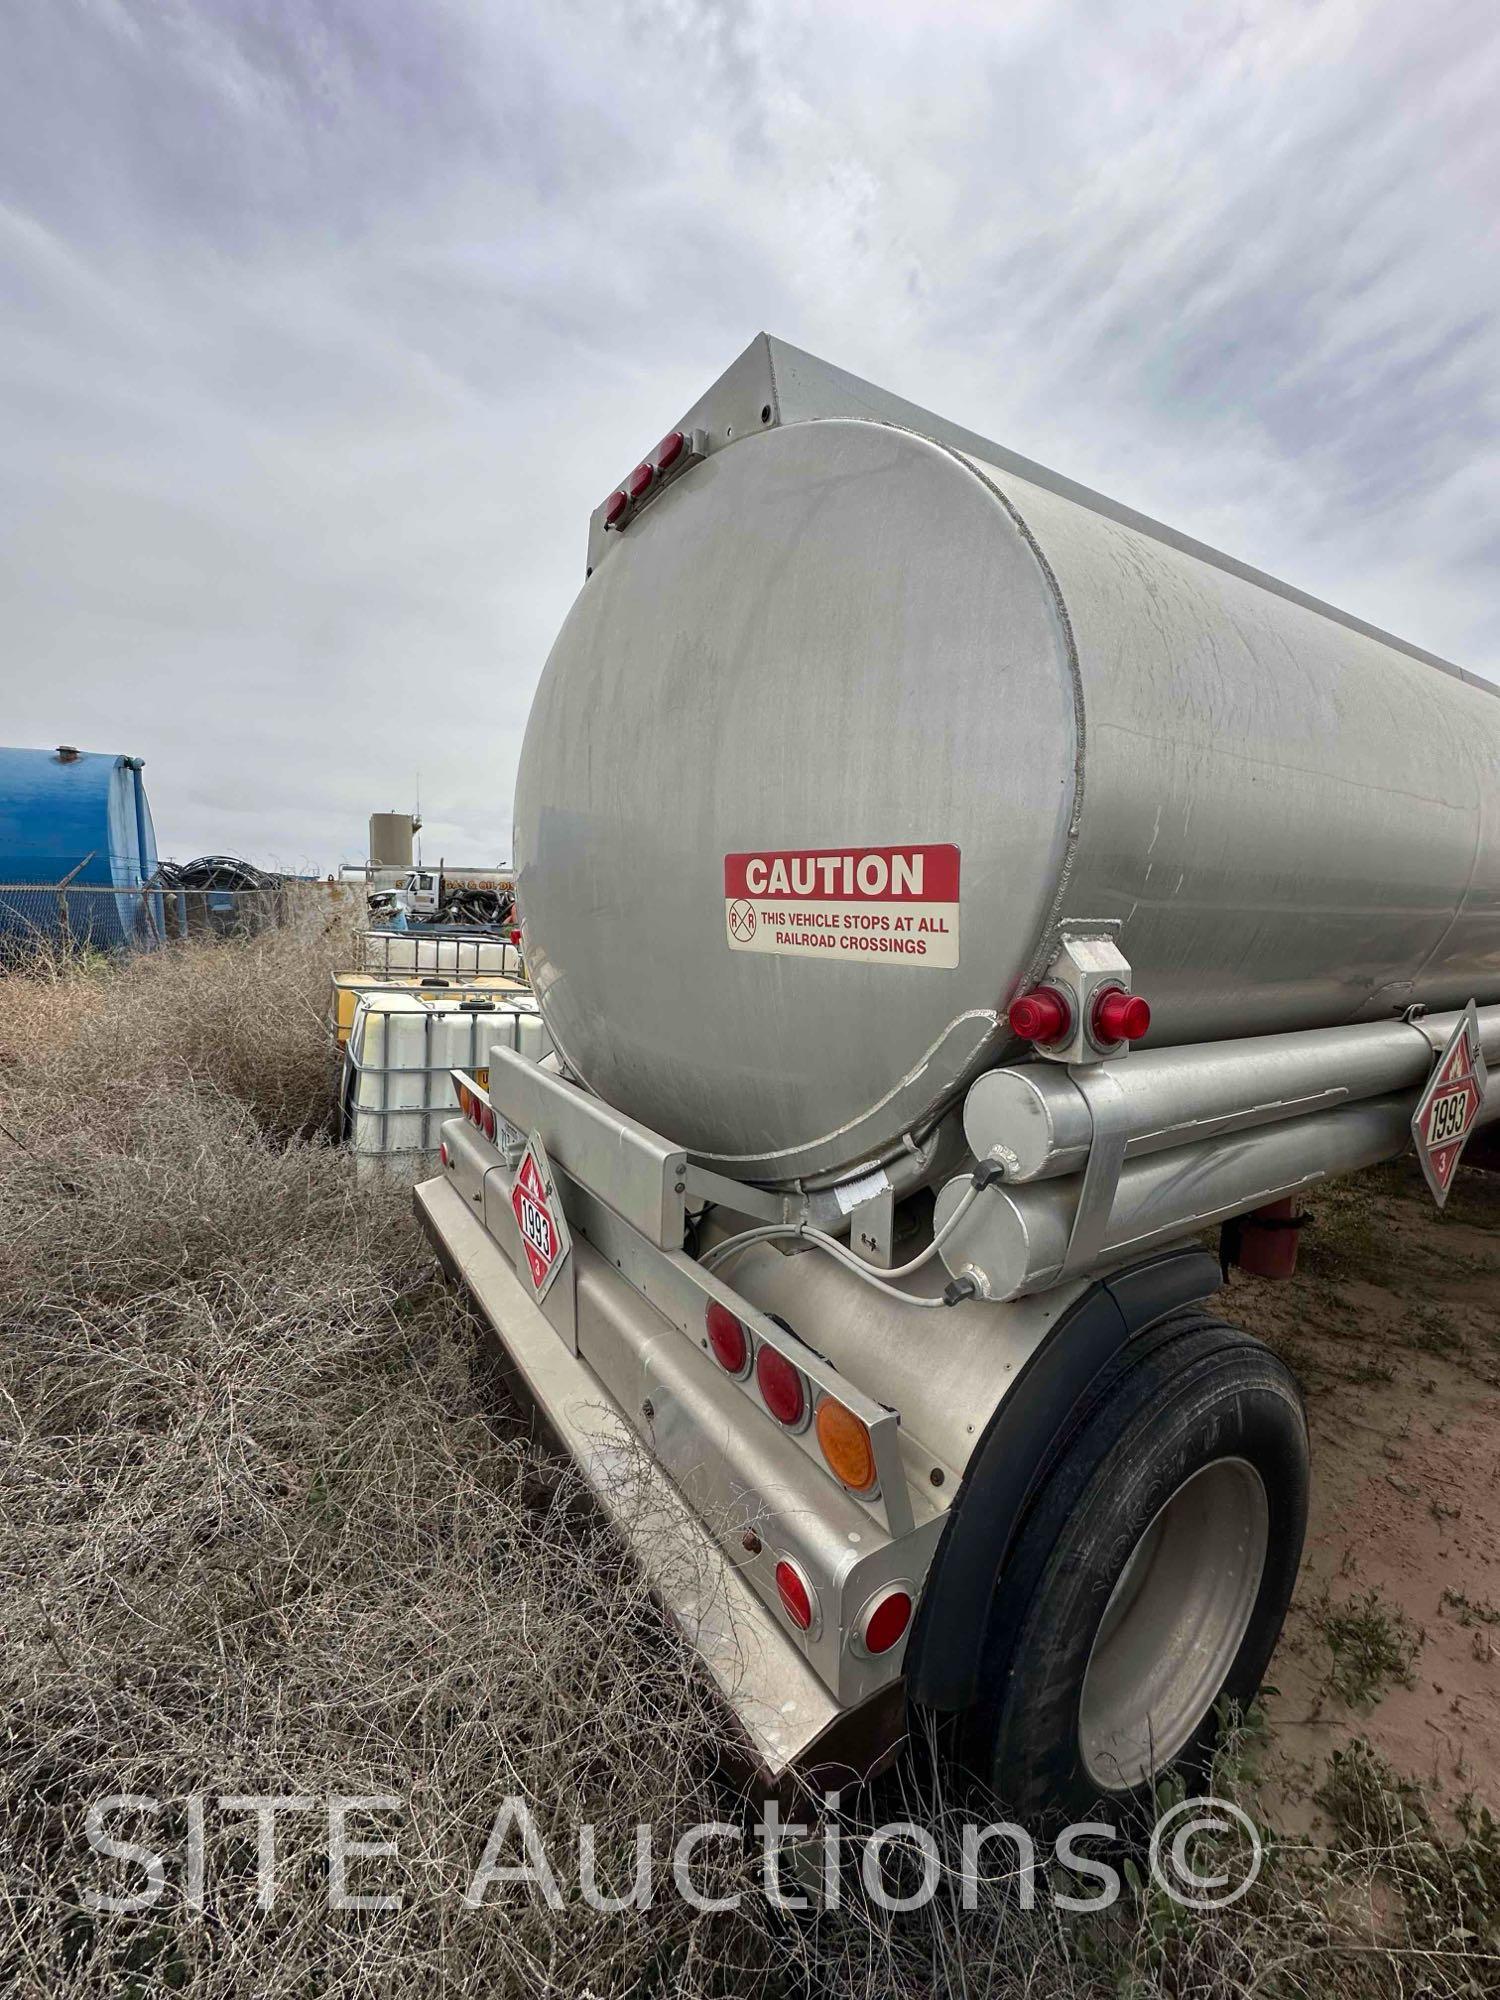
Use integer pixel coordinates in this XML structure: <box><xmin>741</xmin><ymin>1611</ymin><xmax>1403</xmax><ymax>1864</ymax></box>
<box><xmin>774</xmin><ymin>1558</ymin><xmax>820</xmax><ymax>1637</ymax></box>
<box><xmin>598</xmin><ymin>428</ymin><xmax>708</xmax><ymax>536</ymax></box>
<box><xmin>853</xmin><ymin>1584</ymin><xmax>914</xmax><ymax>1658</ymax></box>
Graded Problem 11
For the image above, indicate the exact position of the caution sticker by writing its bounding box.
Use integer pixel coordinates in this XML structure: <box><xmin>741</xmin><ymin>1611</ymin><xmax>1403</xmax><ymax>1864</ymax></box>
<box><xmin>724</xmin><ymin>845</ymin><xmax>960</xmax><ymax>968</ymax></box>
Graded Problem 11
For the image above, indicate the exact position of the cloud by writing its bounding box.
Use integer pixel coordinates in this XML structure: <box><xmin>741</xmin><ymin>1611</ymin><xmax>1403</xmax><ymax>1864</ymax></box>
<box><xmin>1</xmin><ymin>0</ymin><xmax>1496</xmax><ymax>865</ymax></box>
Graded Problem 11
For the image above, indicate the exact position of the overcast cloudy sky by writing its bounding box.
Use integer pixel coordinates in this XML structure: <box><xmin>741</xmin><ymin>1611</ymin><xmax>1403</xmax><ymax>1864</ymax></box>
<box><xmin>3</xmin><ymin>0</ymin><xmax>1497</xmax><ymax>869</ymax></box>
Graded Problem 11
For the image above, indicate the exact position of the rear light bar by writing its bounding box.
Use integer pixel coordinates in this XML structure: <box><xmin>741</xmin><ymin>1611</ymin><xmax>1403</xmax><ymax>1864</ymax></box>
<box><xmin>703</xmin><ymin>1302</ymin><xmax>879</xmax><ymax>1493</ymax></box>
<box><xmin>599</xmin><ymin>428</ymin><xmax>708</xmax><ymax>535</ymax></box>
<box><xmin>456</xmin><ymin>1078</ymin><xmax>497</xmax><ymax>1141</ymax></box>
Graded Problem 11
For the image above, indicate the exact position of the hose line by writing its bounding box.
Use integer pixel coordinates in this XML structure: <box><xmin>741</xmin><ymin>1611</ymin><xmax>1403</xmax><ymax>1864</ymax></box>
<box><xmin>699</xmin><ymin>1174</ymin><xmax>990</xmax><ymax>1306</ymax></box>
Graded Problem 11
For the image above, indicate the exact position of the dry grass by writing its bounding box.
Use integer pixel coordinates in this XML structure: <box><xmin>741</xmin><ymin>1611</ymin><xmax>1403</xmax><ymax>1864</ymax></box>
<box><xmin>1</xmin><ymin>909</ymin><xmax>1497</xmax><ymax>1997</ymax></box>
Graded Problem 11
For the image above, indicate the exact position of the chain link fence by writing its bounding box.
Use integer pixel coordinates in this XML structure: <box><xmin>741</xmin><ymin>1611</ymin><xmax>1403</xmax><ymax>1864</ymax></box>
<box><xmin>0</xmin><ymin>878</ymin><xmax>299</xmax><ymax>961</ymax></box>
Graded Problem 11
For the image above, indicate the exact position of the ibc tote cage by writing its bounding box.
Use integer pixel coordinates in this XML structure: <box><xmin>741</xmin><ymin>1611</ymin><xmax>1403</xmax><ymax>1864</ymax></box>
<box><xmin>358</xmin><ymin>929</ymin><xmax>526</xmax><ymax>979</ymax></box>
<box><xmin>338</xmin><ymin>991</ymin><xmax>551</xmax><ymax>1165</ymax></box>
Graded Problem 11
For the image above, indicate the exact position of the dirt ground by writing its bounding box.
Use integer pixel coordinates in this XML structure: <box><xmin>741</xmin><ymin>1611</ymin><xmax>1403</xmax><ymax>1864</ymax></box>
<box><xmin>1224</xmin><ymin>1155</ymin><xmax>1500</xmax><ymax>1828</ymax></box>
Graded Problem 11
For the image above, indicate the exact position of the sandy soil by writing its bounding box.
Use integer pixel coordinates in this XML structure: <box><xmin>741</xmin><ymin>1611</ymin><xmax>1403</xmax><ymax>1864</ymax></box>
<box><xmin>1223</xmin><ymin>1155</ymin><xmax>1500</xmax><ymax>1826</ymax></box>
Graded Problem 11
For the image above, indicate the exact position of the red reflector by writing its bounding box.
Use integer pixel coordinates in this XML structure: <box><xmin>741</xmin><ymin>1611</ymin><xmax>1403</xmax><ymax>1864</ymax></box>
<box><xmin>627</xmin><ymin>462</ymin><xmax>654</xmax><ymax>499</ymax></box>
<box><xmin>480</xmin><ymin>1103</ymin><xmax>496</xmax><ymax>1141</ymax></box>
<box><xmin>655</xmin><ymin>430</ymin><xmax>686</xmax><ymax>472</ymax></box>
<box><xmin>1093</xmin><ymin>989</ymin><xmax>1151</xmax><ymax>1044</ymax></box>
<box><xmin>705</xmin><ymin>1300</ymin><xmax>749</xmax><ymax>1376</ymax></box>
<box><xmin>862</xmin><ymin>1588</ymin><xmax>913</xmax><ymax>1656</ymax></box>
<box><xmin>1009</xmin><ymin>987</ymin><xmax>1071</xmax><ymax>1044</ymax></box>
<box><xmin>775</xmin><ymin>1559</ymin><xmax>814</xmax><ymax>1631</ymax></box>
<box><xmin>603</xmin><ymin>490</ymin><xmax>628</xmax><ymax>527</ymax></box>
<box><xmin>439</xmin><ymin>1141</ymin><xmax>450</xmax><ymax>1168</ymax></box>
<box><xmin>756</xmin><ymin>1345</ymin><xmax>806</xmax><ymax>1427</ymax></box>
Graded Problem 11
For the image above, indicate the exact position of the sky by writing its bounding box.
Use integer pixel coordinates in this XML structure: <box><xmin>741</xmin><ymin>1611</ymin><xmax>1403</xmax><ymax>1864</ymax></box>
<box><xmin>2</xmin><ymin>0</ymin><xmax>1497</xmax><ymax>871</ymax></box>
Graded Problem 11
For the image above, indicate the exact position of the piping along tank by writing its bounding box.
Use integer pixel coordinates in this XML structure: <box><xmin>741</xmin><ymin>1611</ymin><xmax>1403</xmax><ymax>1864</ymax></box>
<box><xmin>514</xmin><ymin>339</ymin><xmax>1500</xmax><ymax>1191</ymax></box>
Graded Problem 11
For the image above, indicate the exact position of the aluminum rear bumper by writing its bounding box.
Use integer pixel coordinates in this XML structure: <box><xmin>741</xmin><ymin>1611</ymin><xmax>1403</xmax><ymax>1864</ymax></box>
<box><xmin>414</xmin><ymin>1173</ymin><xmax>904</xmax><ymax>1785</ymax></box>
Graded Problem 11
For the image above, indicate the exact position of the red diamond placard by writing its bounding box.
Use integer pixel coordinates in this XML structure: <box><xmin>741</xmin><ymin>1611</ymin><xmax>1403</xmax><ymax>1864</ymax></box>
<box><xmin>510</xmin><ymin>1134</ymin><xmax>570</xmax><ymax>1300</ymax></box>
<box><xmin>1411</xmin><ymin>1001</ymin><xmax>1488</xmax><ymax>1207</ymax></box>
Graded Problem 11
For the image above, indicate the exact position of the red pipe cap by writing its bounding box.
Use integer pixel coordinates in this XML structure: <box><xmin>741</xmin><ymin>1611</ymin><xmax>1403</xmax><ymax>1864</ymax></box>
<box><xmin>1009</xmin><ymin>986</ymin><xmax>1071</xmax><ymax>1044</ymax></box>
<box><xmin>1093</xmin><ymin>989</ymin><xmax>1151</xmax><ymax>1044</ymax></box>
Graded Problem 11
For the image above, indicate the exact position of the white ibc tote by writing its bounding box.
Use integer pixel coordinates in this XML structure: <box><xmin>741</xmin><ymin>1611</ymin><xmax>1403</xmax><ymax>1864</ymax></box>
<box><xmin>342</xmin><ymin>989</ymin><xmax>550</xmax><ymax>1174</ymax></box>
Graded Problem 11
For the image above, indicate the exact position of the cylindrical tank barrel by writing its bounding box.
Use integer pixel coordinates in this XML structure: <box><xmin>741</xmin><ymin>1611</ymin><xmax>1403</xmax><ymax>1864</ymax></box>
<box><xmin>517</xmin><ymin>412</ymin><xmax>1500</xmax><ymax>1187</ymax></box>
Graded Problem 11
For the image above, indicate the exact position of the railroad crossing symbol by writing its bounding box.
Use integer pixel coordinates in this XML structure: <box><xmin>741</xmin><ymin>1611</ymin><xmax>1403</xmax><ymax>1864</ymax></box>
<box><xmin>728</xmin><ymin>899</ymin><xmax>757</xmax><ymax>942</ymax></box>
<box><xmin>511</xmin><ymin>1133</ymin><xmax>570</xmax><ymax>1299</ymax></box>
<box><xmin>1411</xmin><ymin>1000</ymin><xmax>1488</xmax><ymax>1207</ymax></box>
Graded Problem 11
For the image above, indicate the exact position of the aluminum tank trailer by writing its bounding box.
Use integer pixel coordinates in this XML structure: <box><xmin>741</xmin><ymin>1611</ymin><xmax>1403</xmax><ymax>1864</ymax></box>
<box><xmin>417</xmin><ymin>336</ymin><xmax>1500</xmax><ymax>1817</ymax></box>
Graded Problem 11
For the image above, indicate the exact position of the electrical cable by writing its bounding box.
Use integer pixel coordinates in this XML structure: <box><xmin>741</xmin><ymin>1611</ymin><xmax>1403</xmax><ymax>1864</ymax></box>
<box><xmin>699</xmin><ymin>1175</ymin><xmax>991</xmax><ymax>1305</ymax></box>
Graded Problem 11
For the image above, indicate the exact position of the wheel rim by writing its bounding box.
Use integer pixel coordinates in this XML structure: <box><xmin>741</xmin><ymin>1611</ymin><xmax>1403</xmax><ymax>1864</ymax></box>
<box><xmin>1078</xmin><ymin>1457</ymin><xmax>1270</xmax><ymax>1792</ymax></box>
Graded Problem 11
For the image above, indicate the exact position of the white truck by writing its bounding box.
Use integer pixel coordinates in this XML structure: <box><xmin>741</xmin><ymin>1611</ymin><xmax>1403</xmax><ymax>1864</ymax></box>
<box><xmin>394</xmin><ymin>864</ymin><xmax>515</xmax><ymax>925</ymax></box>
<box><xmin>417</xmin><ymin>336</ymin><xmax>1500</xmax><ymax>1815</ymax></box>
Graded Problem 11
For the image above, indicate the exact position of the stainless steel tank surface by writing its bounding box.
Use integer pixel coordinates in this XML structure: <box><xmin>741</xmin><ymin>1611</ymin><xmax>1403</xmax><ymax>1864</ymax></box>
<box><xmin>514</xmin><ymin>351</ymin><xmax>1500</xmax><ymax>1189</ymax></box>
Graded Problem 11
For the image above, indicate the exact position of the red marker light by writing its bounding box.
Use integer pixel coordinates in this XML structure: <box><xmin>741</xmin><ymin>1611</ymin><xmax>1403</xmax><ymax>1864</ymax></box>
<box><xmin>1093</xmin><ymin>989</ymin><xmax>1151</xmax><ymax>1044</ymax></box>
<box><xmin>756</xmin><ymin>1345</ymin><xmax>806</xmax><ymax>1427</ymax></box>
<box><xmin>603</xmin><ymin>490</ymin><xmax>628</xmax><ymax>528</ymax></box>
<box><xmin>705</xmin><ymin>1301</ymin><xmax>750</xmax><ymax>1377</ymax></box>
<box><xmin>627</xmin><ymin>462</ymin><xmax>654</xmax><ymax>500</ymax></box>
<box><xmin>859</xmin><ymin>1587</ymin><xmax>913</xmax><ymax>1656</ymax></box>
<box><xmin>774</xmin><ymin>1559</ymin><xmax>816</xmax><ymax>1632</ymax></box>
<box><xmin>655</xmin><ymin>430</ymin><xmax>686</xmax><ymax>472</ymax></box>
<box><xmin>1009</xmin><ymin>987</ymin><xmax>1071</xmax><ymax>1044</ymax></box>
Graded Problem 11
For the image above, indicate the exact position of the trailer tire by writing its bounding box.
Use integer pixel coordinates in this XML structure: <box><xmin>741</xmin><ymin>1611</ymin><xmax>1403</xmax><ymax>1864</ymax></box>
<box><xmin>955</xmin><ymin>1315</ymin><xmax>1307</xmax><ymax>1820</ymax></box>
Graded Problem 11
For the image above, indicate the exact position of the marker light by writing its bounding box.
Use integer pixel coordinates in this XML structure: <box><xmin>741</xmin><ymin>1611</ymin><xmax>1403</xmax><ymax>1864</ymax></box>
<box><xmin>603</xmin><ymin>490</ymin><xmax>628</xmax><ymax>528</ymax></box>
<box><xmin>627</xmin><ymin>462</ymin><xmax>654</xmax><ymax>499</ymax></box>
<box><xmin>756</xmin><ymin>1345</ymin><xmax>807</xmax><ymax>1428</ymax></box>
<box><xmin>815</xmin><ymin>1397</ymin><xmax>877</xmax><ymax>1494</ymax></box>
<box><xmin>1093</xmin><ymin>989</ymin><xmax>1151</xmax><ymax>1044</ymax></box>
<box><xmin>705</xmin><ymin>1301</ymin><xmax>750</xmax><ymax>1377</ymax></box>
<box><xmin>655</xmin><ymin>430</ymin><xmax>686</xmax><ymax>472</ymax></box>
<box><xmin>774</xmin><ymin>1558</ymin><xmax>817</xmax><ymax>1633</ymax></box>
<box><xmin>858</xmin><ymin>1587</ymin><xmax>913</xmax><ymax>1657</ymax></box>
<box><xmin>1009</xmin><ymin>987</ymin><xmax>1071</xmax><ymax>1044</ymax></box>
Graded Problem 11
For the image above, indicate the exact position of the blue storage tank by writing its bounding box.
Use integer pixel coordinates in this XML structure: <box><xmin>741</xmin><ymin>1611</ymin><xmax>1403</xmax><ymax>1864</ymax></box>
<box><xmin>0</xmin><ymin>744</ymin><xmax>164</xmax><ymax>953</ymax></box>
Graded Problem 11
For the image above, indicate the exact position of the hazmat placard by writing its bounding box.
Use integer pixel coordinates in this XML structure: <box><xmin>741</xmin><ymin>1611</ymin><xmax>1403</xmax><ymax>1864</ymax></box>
<box><xmin>510</xmin><ymin>1132</ymin><xmax>571</xmax><ymax>1300</ymax></box>
<box><xmin>1411</xmin><ymin>1001</ymin><xmax>1488</xmax><ymax>1206</ymax></box>
<box><xmin>724</xmin><ymin>845</ymin><xmax>960</xmax><ymax>967</ymax></box>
